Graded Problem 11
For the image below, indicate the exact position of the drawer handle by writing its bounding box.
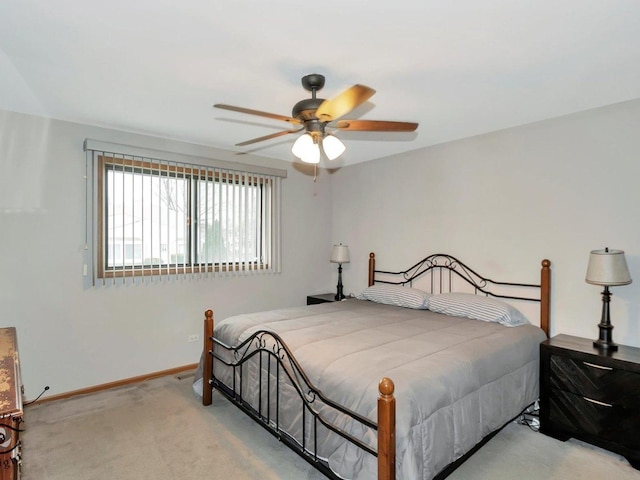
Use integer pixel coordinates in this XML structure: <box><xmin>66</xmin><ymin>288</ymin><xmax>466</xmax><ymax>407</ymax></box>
<box><xmin>582</xmin><ymin>397</ymin><xmax>613</xmax><ymax>408</ymax></box>
<box><xmin>583</xmin><ymin>361</ymin><xmax>613</xmax><ymax>371</ymax></box>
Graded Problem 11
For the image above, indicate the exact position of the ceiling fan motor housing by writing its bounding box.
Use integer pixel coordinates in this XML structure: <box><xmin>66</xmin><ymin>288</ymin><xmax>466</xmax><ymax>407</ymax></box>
<box><xmin>293</xmin><ymin>73</ymin><xmax>327</xmax><ymax>121</ymax></box>
<box><xmin>292</xmin><ymin>98</ymin><xmax>325</xmax><ymax>121</ymax></box>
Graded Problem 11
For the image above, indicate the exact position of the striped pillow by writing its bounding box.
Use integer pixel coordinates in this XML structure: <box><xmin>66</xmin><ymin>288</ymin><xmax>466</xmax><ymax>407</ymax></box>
<box><xmin>428</xmin><ymin>293</ymin><xmax>530</xmax><ymax>327</ymax></box>
<box><xmin>357</xmin><ymin>284</ymin><xmax>431</xmax><ymax>309</ymax></box>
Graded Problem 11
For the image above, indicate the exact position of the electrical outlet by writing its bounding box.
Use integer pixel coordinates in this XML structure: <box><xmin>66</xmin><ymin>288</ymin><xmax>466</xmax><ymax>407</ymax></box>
<box><xmin>188</xmin><ymin>334</ymin><xmax>200</xmax><ymax>343</ymax></box>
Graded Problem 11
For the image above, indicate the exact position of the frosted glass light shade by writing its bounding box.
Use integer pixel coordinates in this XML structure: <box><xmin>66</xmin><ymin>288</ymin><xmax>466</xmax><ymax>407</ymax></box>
<box><xmin>322</xmin><ymin>134</ymin><xmax>346</xmax><ymax>160</ymax></box>
<box><xmin>585</xmin><ymin>249</ymin><xmax>632</xmax><ymax>286</ymax></box>
<box><xmin>292</xmin><ymin>133</ymin><xmax>321</xmax><ymax>164</ymax></box>
<box><xmin>291</xmin><ymin>133</ymin><xmax>313</xmax><ymax>158</ymax></box>
<box><xmin>302</xmin><ymin>143</ymin><xmax>320</xmax><ymax>164</ymax></box>
<box><xmin>292</xmin><ymin>132</ymin><xmax>346</xmax><ymax>163</ymax></box>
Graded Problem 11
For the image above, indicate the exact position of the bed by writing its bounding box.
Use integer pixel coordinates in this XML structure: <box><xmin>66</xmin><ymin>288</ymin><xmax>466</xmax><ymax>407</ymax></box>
<box><xmin>196</xmin><ymin>252</ymin><xmax>551</xmax><ymax>480</ymax></box>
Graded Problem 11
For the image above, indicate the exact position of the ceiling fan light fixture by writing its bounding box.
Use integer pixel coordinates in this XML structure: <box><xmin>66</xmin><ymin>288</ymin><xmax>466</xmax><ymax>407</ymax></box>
<box><xmin>291</xmin><ymin>132</ymin><xmax>313</xmax><ymax>158</ymax></box>
<box><xmin>322</xmin><ymin>134</ymin><xmax>346</xmax><ymax>160</ymax></box>
<box><xmin>292</xmin><ymin>133</ymin><xmax>321</xmax><ymax>164</ymax></box>
<box><xmin>302</xmin><ymin>142</ymin><xmax>320</xmax><ymax>164</ymax></box>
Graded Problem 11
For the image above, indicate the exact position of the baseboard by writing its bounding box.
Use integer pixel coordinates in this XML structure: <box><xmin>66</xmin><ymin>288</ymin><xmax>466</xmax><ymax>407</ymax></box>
<box><xmin>28</xmin><ymin>363</ymin><xmax>198</xmax><ymax>405</ymax></box>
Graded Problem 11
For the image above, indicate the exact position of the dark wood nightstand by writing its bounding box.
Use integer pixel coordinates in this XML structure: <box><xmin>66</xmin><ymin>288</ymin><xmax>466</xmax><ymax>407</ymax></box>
<box><xmin>306</xmin><ymin>293</ymin><xmax>340</xmax><ymax>305</ymax></box>
<box><xmin>540</xmin><ymin>334</ymin><xmax>640</xmax><ymax>469</ymax></box>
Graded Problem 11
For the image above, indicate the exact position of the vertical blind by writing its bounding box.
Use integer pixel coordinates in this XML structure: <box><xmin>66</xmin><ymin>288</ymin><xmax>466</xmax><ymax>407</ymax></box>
<box><xmin>84</xmin><ymin>140</ymin><xmax>284</xmax><ymax>286</ymax></box>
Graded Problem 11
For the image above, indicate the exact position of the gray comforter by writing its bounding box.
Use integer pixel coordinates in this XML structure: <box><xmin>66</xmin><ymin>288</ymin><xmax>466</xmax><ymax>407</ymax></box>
<box><xmin>198</xmin><ymin>299</ymin><xmax>546</xmax><ymax>479</ymax></box>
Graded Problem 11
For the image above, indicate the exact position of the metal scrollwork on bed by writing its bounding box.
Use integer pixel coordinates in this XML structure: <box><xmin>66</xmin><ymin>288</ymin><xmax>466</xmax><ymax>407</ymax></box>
<box><xmin>210</xmin><ymin>324</ymin><xmax>378</xmax><ymax>465</ymax></box>
<box><xmin>369</xmin><ymin>252</ymin><xmax>551</xmax><ymax>335</ymax></box>
<box><xmin>203</xmin><ymin>252</ymin><xmax>552</xmax><ymax>480</ymax></box>
<box><xmin>372</xmin><ymin>253</ymin><xmax>538</xmax><ymax>300</ymax></box>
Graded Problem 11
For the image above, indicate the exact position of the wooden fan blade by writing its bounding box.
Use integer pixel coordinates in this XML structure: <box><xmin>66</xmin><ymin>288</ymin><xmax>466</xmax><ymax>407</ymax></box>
<box><xmin>214</xmin><ymin>104</ymin><xmax>301</xmax><ymax>125</ymax></box>
<box><xmin>235</xmin><ymin>128</ymin><xmax>303</xmax><ymax>147</ymax></box>
<box><xmin>315</xmin><ymin>85</ymin><xmax>376</xmax><ymax>122</ymax></box>
<box><xmin>335</xmin><ymin>119</ymin><xmax>418</xmax><ymax>132</ymax></box>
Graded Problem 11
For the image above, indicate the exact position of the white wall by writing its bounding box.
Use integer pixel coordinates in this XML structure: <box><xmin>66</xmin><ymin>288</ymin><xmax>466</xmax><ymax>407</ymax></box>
<box><xmin>4</xmin><ymin>98</ymin><xmax>640</xmax><ymax>400</ymax></box>
<box><xmin>0</xmin><ymin>110</ymin><xmax>335</xmax><ymax>399</ymax></box>
<box><xmin>333</xmin><ymin>98</ymin><xmax>640</xmax><ymax>347</ymax></box>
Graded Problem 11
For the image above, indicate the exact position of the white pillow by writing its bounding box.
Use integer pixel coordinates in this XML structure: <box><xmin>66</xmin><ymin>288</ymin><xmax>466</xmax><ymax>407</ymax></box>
<box><xmin>428</xmin><ymin>292</ymin><xmax>530</xmax><ymax>327</ymax></box>
<box><xmin>357</xmin><ymin>284</ymin><xmax>431</xmax><ymax>309</ymax></box>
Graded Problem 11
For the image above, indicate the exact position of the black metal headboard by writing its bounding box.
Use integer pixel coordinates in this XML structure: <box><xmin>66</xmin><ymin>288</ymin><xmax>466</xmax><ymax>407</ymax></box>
<box><xmin>368</xmin><ymin>252</ymin><xmax>543</xmax><ymax>303</ymax></box>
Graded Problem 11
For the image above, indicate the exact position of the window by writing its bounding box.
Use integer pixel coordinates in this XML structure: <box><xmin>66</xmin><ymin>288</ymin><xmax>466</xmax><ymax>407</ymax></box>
<box><xmin>84</xmin><ymin>141</ymin><xmax>284</xmax><ymax>285</ymax></box>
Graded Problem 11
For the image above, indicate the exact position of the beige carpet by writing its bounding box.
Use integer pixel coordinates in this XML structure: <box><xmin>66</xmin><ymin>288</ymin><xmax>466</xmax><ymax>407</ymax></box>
<box><xmin>22</xmin><ymin>373</ymin><xmax>640</xmax><ymax>480</ymax></box>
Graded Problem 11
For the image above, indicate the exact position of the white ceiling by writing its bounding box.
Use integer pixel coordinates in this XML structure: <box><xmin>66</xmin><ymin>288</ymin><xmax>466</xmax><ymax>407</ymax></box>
<box><xmin>2</xmin><ymin>1</ymin><xmax>640</xmax><ymax>166</ymax></box>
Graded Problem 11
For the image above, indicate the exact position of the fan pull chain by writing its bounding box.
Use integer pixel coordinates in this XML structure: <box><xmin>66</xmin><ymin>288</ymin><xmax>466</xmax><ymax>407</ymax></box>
<box><xmin>314</xmin><ymin>164</ymin><xmax>317</xmax><ymax>182</ymax></box>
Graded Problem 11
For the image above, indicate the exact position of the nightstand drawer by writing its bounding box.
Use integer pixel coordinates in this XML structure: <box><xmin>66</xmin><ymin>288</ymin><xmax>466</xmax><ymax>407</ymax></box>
<box><xmin>550</xmin><ymin>355</ymin><xmax>640</xmax><ymax>405</ymax></box>
<box><xmin>541</xmin><ymin>334</ymin><xmax>640</xmax><ymax>469</ymax></box>
<box><xmin>549</xmin><ymin>388</ymin><xmax>640</xmax><ymax>450</ymax></box>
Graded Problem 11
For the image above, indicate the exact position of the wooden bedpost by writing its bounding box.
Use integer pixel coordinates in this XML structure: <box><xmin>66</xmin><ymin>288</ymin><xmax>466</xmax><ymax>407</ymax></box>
<box><xmin>378</xmin><ymin>377</ymin><xmax>396</xmax><ymax>480</ymax></box>
<box><xmin>540</xmin><ymin>259</ymin><xmax>551</xmax><ymax>338</ymax></box>
<box><xmin>203</xmin><ymin>309</ymin><xmax>214</xmax><ymax>406</ymax></box>
<box><xmin>369</xmin><ymin>252</ymin><xmax>376</xmax><ymax>286</ymax></box>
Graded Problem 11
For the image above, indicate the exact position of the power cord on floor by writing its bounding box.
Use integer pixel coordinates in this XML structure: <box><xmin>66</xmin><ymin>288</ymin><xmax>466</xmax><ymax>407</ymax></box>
<box><xmin>516</xmin><ymin>400</ymin><xmax>540</xmax><ymax>432</ymax></box>
<box><xmin>23</xmin><ymin>386</ymin><xmax>49</xmax><ymax>407</ymax></box>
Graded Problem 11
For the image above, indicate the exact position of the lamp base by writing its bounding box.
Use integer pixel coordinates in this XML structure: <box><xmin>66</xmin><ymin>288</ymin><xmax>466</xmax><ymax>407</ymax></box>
<box><xmin>593</xmin><ymin>338</ymin><xmax>618</xmax><ymax>352</ymax></box>
<box><xmin>593</xmin><ymin>286</ymin><xmax>618</xmax><ymax>352</ymax></box>
<box><xmin>335</xmin><ymin>263</ymin><xmax>345</xmax><ymax>301</ymax></box>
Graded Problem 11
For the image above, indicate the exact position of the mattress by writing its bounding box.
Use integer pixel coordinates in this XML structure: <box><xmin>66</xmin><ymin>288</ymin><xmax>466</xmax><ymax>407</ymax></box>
<box><xmin>196</xmin><ymin>299</ymin><xmax>546</xmax><ymax>479</ymax></box>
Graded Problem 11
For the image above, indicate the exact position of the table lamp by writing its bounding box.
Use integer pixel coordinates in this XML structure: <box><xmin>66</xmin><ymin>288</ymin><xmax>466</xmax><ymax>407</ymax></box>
<box><xmin>331</xmin><ymin>244</ymin><xmax>350</xmax><ymax>301</ymax></box>
<box><xmin>585</xmin><ymin>248</ymin><xmax>632</xmax><ymax>352</ymax></box>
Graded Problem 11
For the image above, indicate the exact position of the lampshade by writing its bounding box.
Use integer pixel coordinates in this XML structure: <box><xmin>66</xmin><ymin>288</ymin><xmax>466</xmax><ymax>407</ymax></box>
<box><xmin>291</xmin><ymin>132</ymin><xmax>311</xmax><ymax>158</ymax></box>
<box><xmin>330</xmin><ymin>244</ymin><xmax>350</xmax><ymax>264</ymax></box>
<box><xmin>292</xmin><ymin>133</ymin><xmax>317</xmax><ymax>162</ymax></box>
<box><xmin>292</xmin><ymin>132</ymin><xmax>345</xmax><ymax>163</ymax></box>
<box><xmin>585</xmin><ymin>249</ymin><xmax>632</xmax><ymax>286</ymax></box>
<box><xmin>322</xmin><ymin>134</ymin><xmax>346</xmax><ymax>160</ymax></box>
<box><xmin>302</xmin><ymin>143</ymin><xmax>320</xmax><ymax>164</ymax></box>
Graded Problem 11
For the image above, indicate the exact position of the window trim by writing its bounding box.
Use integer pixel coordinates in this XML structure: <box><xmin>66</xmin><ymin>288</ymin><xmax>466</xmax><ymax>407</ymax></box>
<box><xmin>84</xmin><ymin>139</ymin><xmax>283</xmax><ymax>286</ymax></box>
<box><xmin>97</xmin><ymin>156</ymin><xmax>272</xmax><ymax>279</ymax></box>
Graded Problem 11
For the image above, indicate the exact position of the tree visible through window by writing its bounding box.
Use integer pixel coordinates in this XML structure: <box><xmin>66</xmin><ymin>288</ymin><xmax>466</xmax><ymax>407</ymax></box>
<box><xmin>97</xmin><ymin>155</ymin><xmax>271</xmax><ymax>279</ymax></box>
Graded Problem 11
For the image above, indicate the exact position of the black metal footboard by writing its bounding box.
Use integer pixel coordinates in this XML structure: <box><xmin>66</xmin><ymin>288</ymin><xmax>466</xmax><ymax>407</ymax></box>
<box><xmin>202</xmin><ymin>254</ymin><xmax>552</xmax><ymax>480</ymax></box>
<box><xmin>209</xmin><ymin>329</ymin><xmax>378</xmax><ymax>479</ymax></box>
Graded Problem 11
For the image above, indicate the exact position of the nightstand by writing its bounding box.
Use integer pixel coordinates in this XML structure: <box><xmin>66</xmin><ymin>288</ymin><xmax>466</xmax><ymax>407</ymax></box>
<box><xmin>540</xmin><ymin>334</ymin><xmax>640</xmax><ymax>469</ymax></box>
<box><xmin>307</xmin><ymin>293</ymin><xmax>340</xmax><ymax>305</ymax></box>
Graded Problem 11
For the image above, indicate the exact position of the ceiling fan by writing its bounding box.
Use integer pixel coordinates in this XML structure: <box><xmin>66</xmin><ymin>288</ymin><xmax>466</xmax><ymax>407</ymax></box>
<box><xmin>214</xmin><ymin>74</ymin><xmax>418</xmax><ymax>164</ymax></box>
